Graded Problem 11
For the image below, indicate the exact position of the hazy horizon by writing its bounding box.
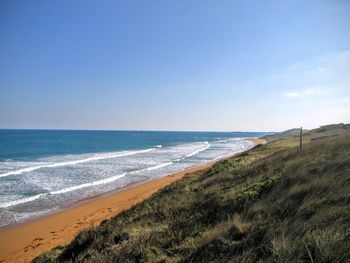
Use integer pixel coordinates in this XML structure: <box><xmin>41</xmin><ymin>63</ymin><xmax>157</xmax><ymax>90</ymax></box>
<box><xmin>1</xmin><ymin>0</ymin><xmax>349</xmax><ymax>131</ymax></box>
<box><xmin>0</xmin><ymin>125</ymin><xmax>338</xmax><ymax>133</ymax></box>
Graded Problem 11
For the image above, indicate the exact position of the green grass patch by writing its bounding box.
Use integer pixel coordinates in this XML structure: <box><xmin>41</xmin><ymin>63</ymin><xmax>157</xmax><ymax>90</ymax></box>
<box><xmin>33</xmin><ymin>124</ymin><xmax>350</xmax><ymax>262</ymax></box>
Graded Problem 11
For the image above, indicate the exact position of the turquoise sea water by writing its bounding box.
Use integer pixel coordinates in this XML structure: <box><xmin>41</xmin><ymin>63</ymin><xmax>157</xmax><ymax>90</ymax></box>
<box><xmin>0</xmin><ymin>129</ymin><xmax>269</xmax><ymax>227</ymax></box>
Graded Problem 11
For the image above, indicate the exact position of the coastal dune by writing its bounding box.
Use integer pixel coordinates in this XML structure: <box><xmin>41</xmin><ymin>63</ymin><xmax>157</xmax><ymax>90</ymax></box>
<box><xmin>0</xmin><ymin>139</ymin><xmax>264</xmax><ymax>263</ymax></box>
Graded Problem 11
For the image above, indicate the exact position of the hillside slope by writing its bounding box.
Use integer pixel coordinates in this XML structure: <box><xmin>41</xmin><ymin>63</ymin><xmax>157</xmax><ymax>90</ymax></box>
<box><xmin>34</xmin><ymin>124</ymin><xmax>350</xmax><ymax>262</ymax></box>
<box><xmin>262</xmin><ymin>128</ymin><xmax>304</xmax><ymax>142</ymax></box>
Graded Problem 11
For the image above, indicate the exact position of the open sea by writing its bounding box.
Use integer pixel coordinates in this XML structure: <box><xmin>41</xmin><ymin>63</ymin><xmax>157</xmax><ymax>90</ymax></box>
<box><xmin>0</xmin><ymin>129</ymin><xmax>269</xmax><ymax>227</ymax></box>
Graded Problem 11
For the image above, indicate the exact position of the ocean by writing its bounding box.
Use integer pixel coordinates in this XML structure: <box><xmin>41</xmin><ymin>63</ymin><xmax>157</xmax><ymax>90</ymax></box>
<box><xmin>0</xmin><ymin>129</ymin><xmax>269</xmax><ymax>227</ymax></box>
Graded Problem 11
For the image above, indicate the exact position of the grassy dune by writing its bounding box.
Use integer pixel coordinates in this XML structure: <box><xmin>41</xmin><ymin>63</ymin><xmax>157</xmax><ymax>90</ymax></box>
<box><xmin>34</xmin><ymin>124</ymin><xmax>350</xmax><ymax>262</ymax></box>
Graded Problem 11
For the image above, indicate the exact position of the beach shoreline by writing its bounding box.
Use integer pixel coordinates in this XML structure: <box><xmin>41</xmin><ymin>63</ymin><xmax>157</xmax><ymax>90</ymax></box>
<box><xmin>0</xmin><ymin>138</ymin><xmax>265</xmax><ymax>263</ymax></box>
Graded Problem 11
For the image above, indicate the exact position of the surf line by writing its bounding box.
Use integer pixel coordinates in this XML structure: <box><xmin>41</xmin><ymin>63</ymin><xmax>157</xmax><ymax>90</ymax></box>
<box><xmin>0</xmin><ymin>148</ymin><xmax>155</xmax><ymax>178</ymax></box>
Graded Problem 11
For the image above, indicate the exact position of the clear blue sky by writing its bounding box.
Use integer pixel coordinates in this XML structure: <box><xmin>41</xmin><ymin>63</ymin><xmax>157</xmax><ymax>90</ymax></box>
<box><xmin>1</xmin><ymin>0</ymin><xmax>349</xmax><ymax>131</ymax></box>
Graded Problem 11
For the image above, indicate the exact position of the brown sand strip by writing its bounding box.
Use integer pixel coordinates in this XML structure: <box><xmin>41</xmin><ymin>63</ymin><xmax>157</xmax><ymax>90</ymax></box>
<box><xmin>0</xmin><ymin>139</ymin><xmax>265</xmax><ymax>263</ymax></box>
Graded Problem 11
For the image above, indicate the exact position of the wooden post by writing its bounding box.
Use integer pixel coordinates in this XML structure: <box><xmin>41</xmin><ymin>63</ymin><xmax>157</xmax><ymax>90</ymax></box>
<box><xmin>300</xmin><ymin>127</ymin><xmax>303</xmax><ymax>152</ymax></box>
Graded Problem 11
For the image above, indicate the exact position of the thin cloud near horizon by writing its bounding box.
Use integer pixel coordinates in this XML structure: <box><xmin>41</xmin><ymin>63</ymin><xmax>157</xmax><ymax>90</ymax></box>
<box><xmin>282</xmin><ymin>87</ymin><xmax>321</xmax><ymax>98</ymax></box>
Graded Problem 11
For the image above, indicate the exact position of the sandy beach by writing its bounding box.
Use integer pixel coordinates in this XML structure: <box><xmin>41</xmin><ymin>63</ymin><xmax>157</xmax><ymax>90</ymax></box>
<box><xmin>0</xmin><ymin>138</ymin><xmax>264</xmax><ymax>263</ymax></box>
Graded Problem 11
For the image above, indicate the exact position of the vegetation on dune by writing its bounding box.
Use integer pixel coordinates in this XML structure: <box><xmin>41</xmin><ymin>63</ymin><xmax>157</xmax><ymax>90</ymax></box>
<box><xmin>261</xmin><ymin>128</ymin><xmax>305</xmax><ymax>142</ymax></box>
<box><xmin>34</xmin><ymin>124</ymin><xmax>350</xmax><ymax>263</ymax></box>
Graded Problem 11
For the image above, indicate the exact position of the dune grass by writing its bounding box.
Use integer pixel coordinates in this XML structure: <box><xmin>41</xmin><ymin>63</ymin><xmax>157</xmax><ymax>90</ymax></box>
<box><xmin>34</xmin><ymin>124</ymin><xmax>350</xmax><ymax>262</ymax></box>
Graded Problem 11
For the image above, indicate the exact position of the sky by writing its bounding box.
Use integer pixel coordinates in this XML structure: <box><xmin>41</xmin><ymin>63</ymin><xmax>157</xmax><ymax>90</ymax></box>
<box><xmin>0</xmin><ymin>0</ymin><xmax>349</xmax><ymax>132</ymax></box>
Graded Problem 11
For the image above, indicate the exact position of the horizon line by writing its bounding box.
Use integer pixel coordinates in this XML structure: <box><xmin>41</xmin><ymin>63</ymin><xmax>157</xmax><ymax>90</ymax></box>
<box><xmin>0</xmin><ymin>127</ymin><xmax>275</xmax><ymax>133</ymax></box>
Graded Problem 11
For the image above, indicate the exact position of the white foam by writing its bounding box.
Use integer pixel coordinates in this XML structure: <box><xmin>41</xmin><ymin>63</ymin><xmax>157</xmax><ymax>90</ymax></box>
<box><xmin>0</xmin><ymin>148</ymin><xmax>155</xmax><ymax>178</ymax></box>
<box><xmin>50</xmin><ymin>173</ymin><xmax>127</xmax><ymax>194</ymax></box>
<box><xmin>0</xmin><ymin>139</ymin><xmax>255</xmax><ymax>210</ymax></box>
<box><xmin>0</xmin><ymin>193</ymin><xmax>46</xmax><ymax>208</ymax></box>
<box><xmin>0</xmin><ymin>173</ymin><xmax>127</xmax><ymax>208</ymax></box>
<box><xmin>129</xmin><ymin>162</ymin><xmax>174</xmax><ymax>174</ymax></box>
<box><xmin>143</xmin><ymin>162</ymin><xmax>173</xmax><ymax>171</ymax></box>
<box><xmin>185</xmin><ymin>141</ymin><xmax>210</xmax><ymax>157</ymax></box>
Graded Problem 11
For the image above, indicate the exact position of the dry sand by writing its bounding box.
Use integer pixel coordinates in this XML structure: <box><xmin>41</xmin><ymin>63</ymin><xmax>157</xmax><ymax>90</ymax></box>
<box><xmin>0</xmin><ymin>139</ymin><xmax>265</xmax><ymax>263</ymax></box>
